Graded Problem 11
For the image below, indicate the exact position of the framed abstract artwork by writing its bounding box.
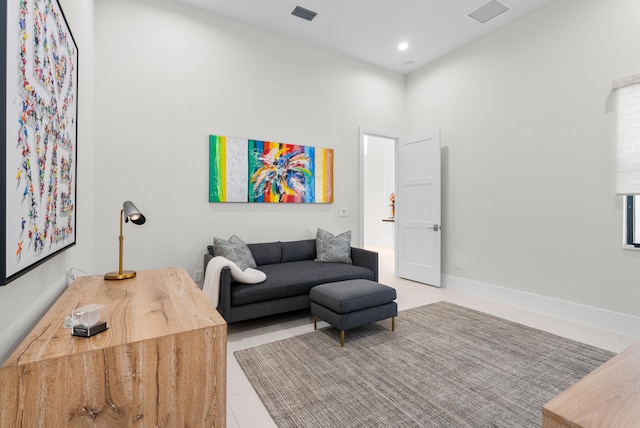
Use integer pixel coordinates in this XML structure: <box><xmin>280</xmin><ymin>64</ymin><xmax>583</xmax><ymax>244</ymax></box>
<box><xmin>1</xmin><ymin>0</ymin><xmax>78</xmax><ymax>285</ymax></box>
<box><xmin>209</xmin><ymin>135</ymin><xmax>333</xmax><ymax>203</ymax></box>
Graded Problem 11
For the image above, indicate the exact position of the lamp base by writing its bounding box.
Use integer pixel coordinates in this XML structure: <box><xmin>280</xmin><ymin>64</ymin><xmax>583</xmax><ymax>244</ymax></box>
<box><xmin>104</xmin><ymin>270</ymin><xmax>137</xmax><ymax>280</ymax></box>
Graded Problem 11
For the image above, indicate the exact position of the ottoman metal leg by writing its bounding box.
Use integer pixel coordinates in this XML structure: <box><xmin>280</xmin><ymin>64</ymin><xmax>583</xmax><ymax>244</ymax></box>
<box><xmin>392</xmin><ymin>316</ymin><xmax>395</xmax><ymax>331</ymax></box>
<box><xmin>314</xmin><ymin>316</ymin><xmax>317</xmax><ymax>330</ymax></box>
<box><xmin>340</xmin><ymin>331</ymin><xmax>345</xmax><ymax>347</ymax></box>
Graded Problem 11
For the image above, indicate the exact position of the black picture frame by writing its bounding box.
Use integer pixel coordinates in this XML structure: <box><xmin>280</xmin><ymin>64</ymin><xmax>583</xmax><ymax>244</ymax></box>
<box><xmin>2</xmin><ymin>0</ymin><xmax>78</xmax><ymax>285</ymax></box>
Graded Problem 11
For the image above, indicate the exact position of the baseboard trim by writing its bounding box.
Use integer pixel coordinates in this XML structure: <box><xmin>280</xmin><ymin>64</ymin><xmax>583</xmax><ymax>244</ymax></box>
<box><xmin>442</xmin><ymin>274</ymin><xmax>640</xmax><ymax>338</ymax></box>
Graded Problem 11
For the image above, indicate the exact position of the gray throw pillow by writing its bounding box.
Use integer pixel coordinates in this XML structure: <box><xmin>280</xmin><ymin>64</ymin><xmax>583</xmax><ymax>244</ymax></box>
<box><xmin>315</xmin><ymin>228</ymin><xmax>352</xmax><ymax>264</ymax></box>
<box><xmin>213</xmin><ymin>235</ymin><xmax>257</xmax><ymax>271</ymax></box>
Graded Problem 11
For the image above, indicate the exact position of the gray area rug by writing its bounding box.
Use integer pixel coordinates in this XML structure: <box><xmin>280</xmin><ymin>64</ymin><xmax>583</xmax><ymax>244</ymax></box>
<box><xmin>234</xmin><ymin>302</ymin><xmax>614</xmax><ymax>428</ymax></box>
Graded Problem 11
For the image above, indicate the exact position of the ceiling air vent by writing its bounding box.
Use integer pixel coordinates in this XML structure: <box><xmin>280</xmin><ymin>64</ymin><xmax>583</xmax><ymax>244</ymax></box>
<box><xmin>292</xmin><ymin>6</ymin><xmax>317</xmax><ymax>22</ymax></box>
<box><xmin>468</xmin><ymin>0</ymin><xmax>509</xmax><ymax>24</ymax></box>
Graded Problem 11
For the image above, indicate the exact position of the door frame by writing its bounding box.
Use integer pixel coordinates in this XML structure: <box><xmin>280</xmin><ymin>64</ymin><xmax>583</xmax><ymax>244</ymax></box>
<box><xmin>358</xmin><ymin>127</ymin><xmax>402</xmax><ymax>250</ymax></box>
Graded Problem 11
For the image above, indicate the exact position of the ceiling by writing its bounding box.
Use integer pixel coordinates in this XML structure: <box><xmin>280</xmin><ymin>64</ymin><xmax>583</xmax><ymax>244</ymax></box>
<box><xmin>176</xmin><ymin>0</ymin><xmax>554</xmax><ymax>74</ymax></box>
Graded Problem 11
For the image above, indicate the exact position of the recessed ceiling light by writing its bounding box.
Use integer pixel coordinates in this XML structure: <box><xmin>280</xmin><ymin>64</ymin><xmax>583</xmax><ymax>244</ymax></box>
<box><xmin>398</xmin><ymin>42</ymin><xmax>409</xmax><ymax>51</ymax></box>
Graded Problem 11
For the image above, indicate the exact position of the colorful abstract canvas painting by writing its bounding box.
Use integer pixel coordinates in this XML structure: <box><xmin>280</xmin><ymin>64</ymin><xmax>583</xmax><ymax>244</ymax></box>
<box><xmin>209</xmin><ymin>135</ymin><xmax>333</xmax><ymax>203</ymax></box>
<box><xmin>1</xmin><ymin>0</ymin><xmax>79</xmax><ymax>284</ymax></box>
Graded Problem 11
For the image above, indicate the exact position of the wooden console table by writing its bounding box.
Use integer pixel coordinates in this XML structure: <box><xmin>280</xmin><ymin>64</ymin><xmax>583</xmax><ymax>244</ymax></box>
<box><xmin>0</xmin><ymin>267</ymin><xmax>227</xmax><ymax>427</ymax></box>
<box><xmin>542</xmin><ymin>340</ymin><xmax>640</xmax><ymax>427</ymax></box>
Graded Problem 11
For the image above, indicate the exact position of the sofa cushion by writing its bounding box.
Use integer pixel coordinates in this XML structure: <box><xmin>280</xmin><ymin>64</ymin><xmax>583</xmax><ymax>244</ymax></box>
<box><xmin>248</xmin><ymin>241</ymin><xmax>282</xmax><ymax>266</ymax></box>
<box><xmin>315</xmin><ymin>228</ymin><xmax>352</xmax><ymax>264</ymax></box>
<box><xmin>281</xmin><ymin>239</ymin><xmax>316</xmax><ymax>262</ymax></box>
<box><xmin>310</xmin><ymin>280</ymin><xmax>396</xmax><ymax>313</ymax></box>
<box><xmin>230</xmin><ymin>260</ymin><xmax>375</xmax><ymax>306</ymax></box>
<box><xmin>213</xmin><ymin>235</ymin><xmax>257</xmax><ymax>270</ymax></box>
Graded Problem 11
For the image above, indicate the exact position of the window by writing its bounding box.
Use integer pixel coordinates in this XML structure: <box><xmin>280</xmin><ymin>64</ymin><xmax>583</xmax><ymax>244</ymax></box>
<box><xmin>615</xmin><ymin>75</ymin><xmax>640</xmax><ymax>248</ymax></box>
<box><xmin>625</xmin><ymin>196</ymin><xmax>640</xmax><ymax>248</ymax></box>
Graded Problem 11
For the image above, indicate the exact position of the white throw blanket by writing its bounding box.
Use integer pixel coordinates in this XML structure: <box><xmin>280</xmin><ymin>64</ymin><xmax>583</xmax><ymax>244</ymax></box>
<box><xmin>202</xmin><ymin>256</ymin><xmax>266</xmax><ymax>308</ymax></box>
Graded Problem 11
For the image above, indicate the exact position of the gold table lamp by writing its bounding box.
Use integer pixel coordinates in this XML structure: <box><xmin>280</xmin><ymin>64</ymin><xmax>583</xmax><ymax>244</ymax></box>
<box><xmin>105</xmin><ymin>201</ymin><xmax>146</xmax><ymax>280</ymax></box>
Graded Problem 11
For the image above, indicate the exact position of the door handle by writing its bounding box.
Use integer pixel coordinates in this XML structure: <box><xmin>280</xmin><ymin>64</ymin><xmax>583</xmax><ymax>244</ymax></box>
<box><xmin>432</xmin><ymin>224</ymin><xmax>440</xmax><ymax>232</ymax></box>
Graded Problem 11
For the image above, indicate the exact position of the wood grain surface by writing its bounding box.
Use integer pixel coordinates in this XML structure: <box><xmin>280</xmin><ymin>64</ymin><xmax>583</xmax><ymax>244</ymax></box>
<box><xmin>542</xmin><ymin>341</ymin><xmax>640</xmax><ymax>428</ymax></box>
<box><xmin>0</xmin><ymin>267</ymin><xmax>227</xmax><ymax>427</ymax></box>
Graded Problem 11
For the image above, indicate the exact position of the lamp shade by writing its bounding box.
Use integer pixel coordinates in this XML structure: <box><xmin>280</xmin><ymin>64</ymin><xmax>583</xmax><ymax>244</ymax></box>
<box><xmin>123</xmin><ymin>200</ymin><xmax>146</xmax><ymax>225</ymax></box>
<box><xmin>616</xmin><ymin>80</ymin><xmax>640</xmax><ymax>195</ymax></box>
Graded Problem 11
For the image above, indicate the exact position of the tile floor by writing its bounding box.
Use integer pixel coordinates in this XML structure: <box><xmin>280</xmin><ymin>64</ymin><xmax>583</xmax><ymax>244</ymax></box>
<box><xmin>225</xmin><ymin>246</ymin><xmax>637</xmax><ymax>428</ymax></box>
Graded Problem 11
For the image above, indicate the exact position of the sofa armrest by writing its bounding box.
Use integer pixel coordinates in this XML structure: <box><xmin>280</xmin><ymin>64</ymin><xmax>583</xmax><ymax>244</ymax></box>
<box><xmin>204</xmin><ymin>253</ymin><xmax>213</xmax><ymax>273</ymax></box>
<box><xmin>203</xmin><ymin>253</ymin><xmax>232</xmax><ymax>322</ymax></box>
<box><xmin>351</xmin><ymin>247</ymin><xmax>378</xmax><ymax>282</ymax></box>
<box><xmin>217</xmin><ymin>266</ymin><xmax>232</xmax><ymax>322</ymax></box>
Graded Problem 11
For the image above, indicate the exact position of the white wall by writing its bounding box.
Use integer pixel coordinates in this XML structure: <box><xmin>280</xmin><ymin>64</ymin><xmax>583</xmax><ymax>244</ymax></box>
<box><xmin>92</xmin><ymin>0</ymin><xmax>405</xmax><ymax>277</ymax></box>
<box><xmin>406</xmin><ymin>0</ymin><xmax>640</xmax><ymax>317</ymax></box>
<box><xmin>0</xmin><ymin>0</ymin><xmax>96</xmax><ymax>364</ymax></box>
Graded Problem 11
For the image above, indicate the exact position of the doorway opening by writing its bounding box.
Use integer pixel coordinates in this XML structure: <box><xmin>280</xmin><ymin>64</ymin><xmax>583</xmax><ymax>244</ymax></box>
<box><xmin>359</xmin><ymin>129</ymin><xmax>399</xmax><ymax>281</ymax></box>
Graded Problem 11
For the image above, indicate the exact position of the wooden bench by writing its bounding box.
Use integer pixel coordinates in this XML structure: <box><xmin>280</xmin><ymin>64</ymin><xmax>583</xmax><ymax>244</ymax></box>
<box><xmin>542</xmin><ymin>340</ymin><xmax>640</xmax><ymax>427</ymax></box>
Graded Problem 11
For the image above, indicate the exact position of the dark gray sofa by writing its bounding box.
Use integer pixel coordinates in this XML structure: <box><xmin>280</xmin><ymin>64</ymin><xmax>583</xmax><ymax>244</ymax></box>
<box><xmin>204</xmin><ymin>239</ymin><xmax>378</xmax><ymax>323</ymax></box>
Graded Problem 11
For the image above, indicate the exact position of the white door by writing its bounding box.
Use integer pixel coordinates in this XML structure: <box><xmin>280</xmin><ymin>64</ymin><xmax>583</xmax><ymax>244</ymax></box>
<box><xmin>396</xmin><ymin>132</ymin><xmax>441</xmax><ymax>286</ymax></box>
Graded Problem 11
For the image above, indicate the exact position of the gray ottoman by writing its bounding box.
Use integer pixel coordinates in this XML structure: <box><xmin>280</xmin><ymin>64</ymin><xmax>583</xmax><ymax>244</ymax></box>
<box><xmin>310</xmin><ymin>279</ymin><xmax>397</xmax><ymax>347</ymax></box>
